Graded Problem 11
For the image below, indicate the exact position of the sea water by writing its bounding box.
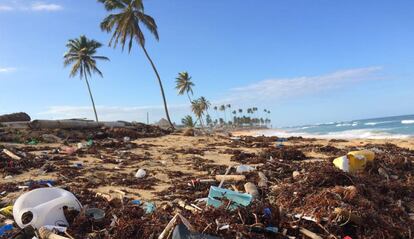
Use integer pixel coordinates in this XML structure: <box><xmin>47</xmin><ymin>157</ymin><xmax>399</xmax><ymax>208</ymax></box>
<box><xmin>256</xmin><ymin>114</ymin><xmax>414</xmax><ymax>139</ymax></box>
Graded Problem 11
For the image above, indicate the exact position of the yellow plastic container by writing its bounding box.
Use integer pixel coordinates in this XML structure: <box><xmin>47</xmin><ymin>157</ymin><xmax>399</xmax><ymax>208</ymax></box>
<box><xmin>0</xmin><ymin>205</ymin><xmax>13</xmax><ymax>217</ymax></box>
<box><xmin>333</xmin><ymin>150</ymin><xmax>375</xmax><ymax>173</ymax></box>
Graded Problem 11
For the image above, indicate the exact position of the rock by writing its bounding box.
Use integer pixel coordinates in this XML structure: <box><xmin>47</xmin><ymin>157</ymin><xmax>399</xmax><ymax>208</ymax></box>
<box><xmin>182</xmin><ymin>128</ymin><xmax>195</xmax><ymax>136</ymax></box>
<box><xmin>135</xmin><ymin>169</ymin><xmax>147</xmax><ymax>178</ymax></box>
<box><xmin>0</xmin><ymin>112</ymin><xmax>31</xmax><ymax>122</ymax></box>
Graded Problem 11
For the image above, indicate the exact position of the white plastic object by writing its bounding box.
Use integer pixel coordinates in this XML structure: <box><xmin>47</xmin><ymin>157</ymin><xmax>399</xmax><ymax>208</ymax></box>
<box><xmin>135</xmin><ymin>169</ymin><xmax>146</xmax><ymax>178</ymax></box>
<box><xmin>13</xmin><ymin>188</ymin><xmax>82</xmax><ymax>229</ymax></box>
<box><xmin>236</xmin><ymin>165</ymin><xmax>255</xmax><ymax>174</ymax></box>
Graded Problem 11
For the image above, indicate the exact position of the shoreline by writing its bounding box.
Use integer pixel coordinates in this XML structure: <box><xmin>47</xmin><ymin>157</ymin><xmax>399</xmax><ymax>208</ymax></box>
<box><xmin>231</xmin><ymin>128</ymin><xmax>414</xmax><ymax>150</ymax></box>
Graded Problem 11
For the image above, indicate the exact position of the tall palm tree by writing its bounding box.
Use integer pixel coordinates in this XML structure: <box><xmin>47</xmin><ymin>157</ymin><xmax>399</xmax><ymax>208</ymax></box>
<box><xmin>191</xmin><ymin>99</ymin><xmax>204</xmax><ymax>128</ymax></box>
<box><xmin>219</xmin><ymin>105</ymin><xmax>226</xmax><ymax>123</ymax></box>
<box><xmin>63</xmin><ymin>35</ymin><xmax>109</xmax><ymax>123</ymax></box>
<box><xmin>198</xmin><ymin>97</ymin><xmax>211</xmax><ymax>115</ymax></box>
<box><xmin>175</xmin><ymin>71</ymin><xmax>194</xmax><ymax>102</ymax></box>
<box><xmin>99</xmin><ymin>0</ymin><xmax>174</xmax><ymax>128</ymax></box>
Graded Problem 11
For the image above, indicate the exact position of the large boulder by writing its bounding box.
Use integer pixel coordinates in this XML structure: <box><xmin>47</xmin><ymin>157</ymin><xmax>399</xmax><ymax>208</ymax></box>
<box><xmin>0</xmin><ymin>112</ymin><xmax>31</xmax><ymax>122</ymax></box>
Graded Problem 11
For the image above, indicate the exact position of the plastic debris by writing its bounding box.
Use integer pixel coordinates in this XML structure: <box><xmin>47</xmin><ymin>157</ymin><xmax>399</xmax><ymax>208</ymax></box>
<box><xmin>0</xmin><ymin>224</ymin><xmax>13</xmax><ymax>237</ymax></box>
<box><xmin>0</xmin><ymin>206</ymin><xmax>13</xmax><ymax>217</ymax></box>
<box><xmin>333</xmin><ymin>150</ymin><xmax>375</xmax><ymax>173</ymax></box>
<box><xmin>172</xmin><ymin>223</ymin><xmax>221</xmax><ymax>239</ymax></box>
<box><xmin>85</xmin><ymin>208</ymin><xmax>105</xmax><ymax>222</ymax></box>
<box><xmin>207</xmin><ymin>186</ymin><xmax>252</xmax><ymax>210</ymax></box>
<box><xmin>142</xmin><ymin>202</ymin><xmax>155</xmax><ymax>214</ymax></box>
<box><xmin>13</xmin><ymin>187</ymin><xmax>82</xmax><ymax>229</ymax></box>
<box><xmin>235</xmin><ymin>165</ymin><xmax>255</xmax><ymax>173</ymax></box>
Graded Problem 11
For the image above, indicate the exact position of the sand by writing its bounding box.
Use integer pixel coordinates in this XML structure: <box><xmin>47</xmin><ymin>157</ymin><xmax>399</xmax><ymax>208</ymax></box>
<box><xmin>2</xmin><ymin>130</ymin><xmax>413</xmax><ymax>204</ymax></box>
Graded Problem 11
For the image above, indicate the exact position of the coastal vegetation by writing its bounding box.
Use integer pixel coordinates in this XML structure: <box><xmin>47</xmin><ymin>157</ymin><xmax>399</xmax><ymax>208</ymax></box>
<box><xmin>63</xmin><ymin>35</ymin><xmax>109</xmax><ymax>123</ymax></box>
<box><xmin>98</xmin><ymin>0</ymin><xmax>174</xmax><ymax>128</ymax></box>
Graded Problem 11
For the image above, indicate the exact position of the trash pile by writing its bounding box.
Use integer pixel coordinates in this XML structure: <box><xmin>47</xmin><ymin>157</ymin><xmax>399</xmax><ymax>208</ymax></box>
<box><xmin>0</xmin><ymin>132</ymin><xmax>413</xmax><ymax>238</ymax></box>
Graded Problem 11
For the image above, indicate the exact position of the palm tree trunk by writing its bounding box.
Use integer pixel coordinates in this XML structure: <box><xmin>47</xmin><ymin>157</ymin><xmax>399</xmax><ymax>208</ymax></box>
<box><xmin>187</xmin><ymin>92</ymin><xmax>192</xmax><ymax>103</ymax></box>
<box><xmin>140</xmin><ymin>44</ymin><xmax>174</xmax><ymax>129</ymax></box>
<box><xmin>84</xmin><ymin>75</ymin><xmax>99</xmax><ymax>123</ymax></box>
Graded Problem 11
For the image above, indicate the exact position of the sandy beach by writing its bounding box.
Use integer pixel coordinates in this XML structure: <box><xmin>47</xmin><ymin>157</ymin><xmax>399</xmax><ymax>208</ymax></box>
<box><xmin>1</xmin><ymin>126</ymin><xmax>413</xmax><ymax>238</ymax></box>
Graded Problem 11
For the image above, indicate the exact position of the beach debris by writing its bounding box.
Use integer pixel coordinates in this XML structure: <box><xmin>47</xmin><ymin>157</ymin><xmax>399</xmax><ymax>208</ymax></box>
<box><xmin>257</xmin><ymin>171</ymin><xmax>268</xmax><ymax>187</ymax></box>
<box><xmin>292</xmin><ymin>170</ymin><xmax>301</xmax><ymax>179</ymax></box>
<box><xmin>13</xmin><ymin>188</ymin><xmax>82</xmax><ymax>229</ymax></box>
<box><xmin>182</xmin><ymin>128</ymin><xmax>195</xmax><ymax>136</ymax></box>
<box><xmin>85</xmin><ymin>208</ymin><xmax>105</xmax><ymax>222</ymax></box>
<box><xmin>299</xmin><ymin>227</ymin><xmax>323</xmax><ymax>239</ymax></box>
<box><xmin>142</xmin><ymin>202</ymin><xmax>155</xmax><ymax>214</ymax></box>
<box><xmin>60</xmin><ymin>146</ymin><xmax>77</xmax><ymax>155</ymax></box>
<box><xmin>41</xmin><ymin>134</ymin><xmax>63</xmax><ymax>143</ymax></box>
<box><xmin>0</xmin><ymin>206</ymin><xmax>13</xmax><ymax>217</ymax></box>
<box><xmin>0</xmin><ymin>224</ymin><xmax>13</xmax><ymax>237</ymax></box>
<box><xmin>2</xmin><ymin>148</ymin><xmax>21</xmax><ymax>160</ymax></box>
<box><xmin>214</xmin><ymin>174</ymin><xmax>245</xmax><ymax>183</ymax></box>
<box><xmin>207</xmin><ymin>186</ymin><xmax>252</xmax><ymax>209</ymax></box>
<box><xmin>135</xmin><ymin>168</ymin><xmax>147</xmax><ymax>178</ymax></box>
<box><xmin>244</xmin><ymin>182</ymin><xmax>259</xmax><ymax>199</ymax></box>
<box><xmin>38</xmin><ymin>226</ymin><xmax>70</xmax><ymax>239</ymax></box>
<box><xmin>235</xmin><ymin>164</ymin><xmax>255</xmax><ymax>173</ymax></box>
<box><xmin>333</xmin><ymin>150</ymin><xmax>375</xmax><ymax>172</ymax></box>
<box><xmin>172</xmin><ymin>223</ymin><xmax>220</xmax><ymax>239</ymax></box>
<box><xmin>333</xmin><ymin>208</ymin><xmax>363</xmax><ymax>225</ymax></box>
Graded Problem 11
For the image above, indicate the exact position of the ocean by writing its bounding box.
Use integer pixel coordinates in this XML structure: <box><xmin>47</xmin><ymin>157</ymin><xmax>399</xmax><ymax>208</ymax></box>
<box><xmin>258</xmin><ymin>114</ymin><xmax>414</xmax><ymax>139</ymax></box>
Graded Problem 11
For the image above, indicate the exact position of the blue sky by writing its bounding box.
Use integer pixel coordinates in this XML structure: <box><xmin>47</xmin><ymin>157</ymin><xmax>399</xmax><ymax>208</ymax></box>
<box><xmin>0</xmin><ymin>0</ymin><xmax>413</xmax><ymax>127</ymax></box>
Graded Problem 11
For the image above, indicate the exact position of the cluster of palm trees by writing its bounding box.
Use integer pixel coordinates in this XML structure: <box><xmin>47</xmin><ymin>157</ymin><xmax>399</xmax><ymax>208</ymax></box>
<box><xmin>175</xmin><ymin>72</ymin><xmax>211</xmax><ymax>128</ymax></box>
<box><xmin>64</xmin><ymin>0</ymin><xmax>174</xmax><ymax>128</ymax></box>
<box><xmin>211</xmin><ymin>106</ymin><xmax>272</xmax><ymax>128</ymax></box>
<box><xmin>175</xmin><ymin>72</ymin><xmax>272</xmax><ymax>128</ymax></box>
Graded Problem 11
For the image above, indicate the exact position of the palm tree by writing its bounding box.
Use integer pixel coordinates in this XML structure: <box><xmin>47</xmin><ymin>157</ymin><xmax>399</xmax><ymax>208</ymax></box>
<box><xmin>181</xmin><ymin>115</ymin><xmax>195</xmax><ymax>128</ymax></box>
<box><xmin>99</xmin><ymin>0</ymin><xmax>174</xmax><ymax>128</ymax></box>
<box><xmin>219</xmin><ymin>105</ymin><xmax>226</xmax><ymax>123</ymax></box>
<box><xmin>175</xmin><ymin>71</ymin><xmax>194</xmax><ymax>102</ymax></box>
<box><xmin>191</xmin><ymin>99</ymin><xmax>204</xmax><ymax>128</ymax></box>
<box><xmin>198</xmin><ymin>97</ymin><xmax>211</xmax><ymax>114</ymax></box>
<box><xmin>63</xmin><ymin>35</ymin><xmax>109</xmax><ymax>123</ymax></box>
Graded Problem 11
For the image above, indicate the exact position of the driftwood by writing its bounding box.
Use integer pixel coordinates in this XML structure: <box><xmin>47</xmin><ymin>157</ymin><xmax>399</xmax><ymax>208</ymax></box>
<box><xmin>299</xmin><ymin>227</ymin><xmax>323</xmax><ymax>239</ymax></box>
<box><xmin>215</xmin><ymin>175</ymin><xmax>246</xmax><ymax>182</ymax></box>
<box><xmin>158</xmin><ymin>214</ymin><xmax>179</xmax><ymax>239</ymax></box>
<box><xmin>0</xmin><ymin>112</ymin><xmax>30</xmax><ymax>123</ymax></box>
<box><xmin>30</xmin><ymin>120</ymin><xmax>129</xmax><ymax>130</ymax></box>
<box><xmin>2</xmin><ymin>149</ymin><xmax>21</xmax><ymax>160</ymax></box>
<box><xmin>39</xmin><ymin>227</ymin><xmax>70</xmax><ymax>239</ymax></box>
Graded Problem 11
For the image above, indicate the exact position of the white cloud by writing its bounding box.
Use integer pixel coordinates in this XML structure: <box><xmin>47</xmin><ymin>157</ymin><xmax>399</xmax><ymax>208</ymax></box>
<box><xmin>0</xmin><ymin>5</ymin><xmax>14</xmax><ymax>11</ymax></box>
<box><xmin>0</xmin><ymin>67</ymin><xmax>16</xmax><ymax>73</ymax></box>
<box><xmin>37</xmin><ymin>66</ymin><xmax>384</xmax><ymax>123</ymax></box>
<box><xmin>0</xmin><ymin>1</ymin><xmax>63</xmax><ymax>12</ymax></box>
<box><xmin>225</xmin><ymin>66</ymin><xmax>383</xmax><ymax>103</ymax></box>
<box><xmin>31</xmin><ymin>2</ymin><xmax>63</xmax><ymax>11</ymax></box>
<box><xmin>38</xmin><ymin>104</ymin><xmax>190</xmax><ymax>123</ymax></box>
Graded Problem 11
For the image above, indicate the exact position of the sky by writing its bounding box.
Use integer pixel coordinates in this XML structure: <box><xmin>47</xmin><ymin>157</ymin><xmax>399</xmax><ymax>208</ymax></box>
<box><xmin>0</xmin><ymin>0</ymin><xmax>413</xmax><ymax>127</ymax></box>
